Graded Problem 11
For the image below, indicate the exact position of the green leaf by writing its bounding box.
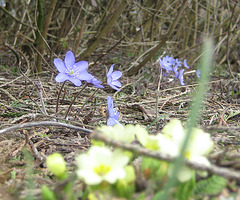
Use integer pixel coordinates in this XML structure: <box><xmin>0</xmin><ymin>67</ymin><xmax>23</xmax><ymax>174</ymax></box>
<box><xmin>193</xmin><ymin>175</ymin><xmax>227</xmax><ymax>197</ymax></box>
<box><xmin>41</xmin><ymin>185</ymin><xmax>56</xmax><ymax>200</ymax></box>
<box><xmin>175</xmin><ymin>176</ymin><xmax>195</xmax><ymax>200</ymax></box>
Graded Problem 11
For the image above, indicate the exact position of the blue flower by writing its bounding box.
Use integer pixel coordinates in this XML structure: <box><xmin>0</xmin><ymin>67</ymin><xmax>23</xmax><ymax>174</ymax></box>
<box><xmin>54</xmin><ymin>51</ymin><xmax>93</xmax><ymax>86</ymax></box>
<box><xmin>178</xmin><ymin>69</ymin><xmax>185</xmax><ymax>85</ymax></box>
<box><xmin>159</xmin><ymin>55</ymin><xmax>190</xmax><ymax>85</ymax></box>
<box><xmin>107</xmin><ymin>64</ymin><xmax>122</xmax><ymax>91</ymax></box>
<box><xmin>159</xmin><ymin>56</ymin><xmax>174</xmax><ymax>73</ymax></box>
<box><xmin>196</xmin><ymin>69</ymin><xmax>201</xmax><ymax>78</ymax></box>
<box><xmin>174</xmin><ymin>58</ymin><xmax>182</xmax><ymax>68</ymax></box>
<box><xmin>183</xmin><ymin>59</ymin><xmax>189</xmax><ymax>69</ymax></box>
<box><xmin>107</xmin><ymin>96</ymin><xmax>120</xmax><ymax>126</ymax></box>
<box><xmin>87</xmin><ymin>77</ymin><xmax>104</xmax><ymax>88</ymax></box>
<box><xmin>173</xmin><ymin>66</ymin><xmax>179</xmax><ymax>78</ymax></box>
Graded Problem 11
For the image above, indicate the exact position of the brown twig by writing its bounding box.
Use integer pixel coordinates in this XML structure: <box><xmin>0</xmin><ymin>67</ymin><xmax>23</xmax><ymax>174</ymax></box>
<box><xmin>91</xmin><ymin>130</ymin><xmax>240</xmax><ymax>181</ymax></box>
<box><xmin>1</xmin><ymin>121</ymin><xmax>240</xmax><ymax>181</ymax></box>
<box><xmin>0</xmin><ymin>121</ymin><xmax>92</xmax><ymax>135</ymax></box>
<box><xmin>64</xmin><ymin>83</ymin><xmax>88</xmax><ymax>119</ymax></box>
<box><xmin>127</xmin><ymin>0</ymin><xmax>189</xmax><ymax>76</ymax></box>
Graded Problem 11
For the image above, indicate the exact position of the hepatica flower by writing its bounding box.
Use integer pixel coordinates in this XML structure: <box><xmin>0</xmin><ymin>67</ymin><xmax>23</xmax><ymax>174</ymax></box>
<box><xmin>158</xmin><ymin>55</ymin><xmax>190</xmax><ymax>86</ymax></box>
<box><xmin>196</xmin><ymin>69</ymin><xmax>201</xmax><ymax>78</ymax></box>
<box><xmin>107</xmin><ymin>64</ymin><xmax>122</xmax><ymax>91</ymax></box>
<box><xmin>76</xmin><ymin>146</ymin><xmax>129</xmax><ymax>185</ymax></box>
<box><xmin>178</xmin><ymin>69</ymin><xmax>185</xmax><ymax>86</ymax></box>
<box><xmin>183</xmin><ymin>59</ymin><xmax>189</xmax><ymax>69</ymax></box>
<box><xmin>107</xmin><ymin>96</ymin><xmax>120</xmax><ymax>126</ymax></box>
<box><xmin>159</xmin><ymin>56</ymin><xmax>175</xmax><ymax>73</ymax></box>
<box><xmin>87</xmin><ymin>76</ymin><xmax>104</xmax><ymax>88</ymax></box>
<box><xmin>54</xmin><ymin>51</ymin><xmax>93</xmax><ymax>86</ymax></box>
<box><xmin>174</xmin><ymin>58</ymin><xmax>182</xmax><ymax>68</ymax></box>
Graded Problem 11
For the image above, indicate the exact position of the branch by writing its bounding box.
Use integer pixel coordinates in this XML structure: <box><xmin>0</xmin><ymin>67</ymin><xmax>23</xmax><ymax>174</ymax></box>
<box><xmin>91</xmin><ymin>130</ymin><xmax>240</xmax><ymax>181</ymax></box>
<box><xmin>127</xmin><ymin>0</ymin><xmax>188</xmax><ymax>76</ymax></box>
<box><xmin>0</xmin><ymin>121</ymin><xmax>92</xmax><ymax>135</ymax></box>
<box><xmin>1</xmin><ymin>121</ymin><xmax>240</xmax><ymax>181</ymax></box>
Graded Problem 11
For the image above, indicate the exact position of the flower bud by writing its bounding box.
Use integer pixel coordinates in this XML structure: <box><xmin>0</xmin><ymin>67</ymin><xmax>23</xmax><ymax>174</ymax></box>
<box><xmin>46</xmin><ymin>153</ymin><xmax>66</xmax><ymax>178</ymax></box>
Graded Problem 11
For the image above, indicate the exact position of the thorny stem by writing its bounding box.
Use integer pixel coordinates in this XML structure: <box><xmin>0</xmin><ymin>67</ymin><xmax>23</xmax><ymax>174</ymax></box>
<box><xmin>56</xmin><ymin>81</ymin><xmax>66</xmax><ymax>115</ymax></box>
<box><xmin>74</xmin><ymin>88</ymin><xmax>99</xmax><ymax>119</ymax></box>
<box><xmin>64</xmin><ymin>82</ymin><xmax>88</xmax><ymax>119</ymax></box>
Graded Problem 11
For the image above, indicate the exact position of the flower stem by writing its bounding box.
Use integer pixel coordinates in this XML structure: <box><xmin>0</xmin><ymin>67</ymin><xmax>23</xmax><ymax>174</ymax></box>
<box><xmin>64</xmin><ymin>82</ymin><xmax>88</xmax><ymax>119</ymax></box>
<box><xmin>74</xmin><ymin>88</ymin><xmax>99</xmax><ymax>119</ymax></box>
<box><xmin>56</xmin><ymin>81</ymin><xmax>66</xmax><ymax>115</ymax></box>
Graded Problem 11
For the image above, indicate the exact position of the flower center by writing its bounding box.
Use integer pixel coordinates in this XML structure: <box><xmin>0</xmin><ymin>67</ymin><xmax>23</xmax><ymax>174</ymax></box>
<box><xmin>69</xmin><ymin>70</ymin><xmax>74</xmax><ymax>76</ymax></box>
<box><xmin>145</xmin><ymin>140</ymin><xmax>160</xmax><ymax>151</ymax></box>
<box><xmin>94</xmin><ymin>164</ymin><xmax>111</xmax><ymax>176</ymax></box>
<box><xmin>184</xmin><ymin>151</ymin><xmax>191</xmax><ymax>159</ymax></box>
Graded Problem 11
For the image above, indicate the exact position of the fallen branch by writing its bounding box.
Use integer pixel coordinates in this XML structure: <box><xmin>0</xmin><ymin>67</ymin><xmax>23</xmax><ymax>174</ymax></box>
<box><xmin>91</xmin><ymin>129</ymin><xmax>240</xmax><ymax>181</ymax></box>
<box><xmin>0</xmin><ymin>121</ymin><xmax>92</xmax><ymax>135</ymax></box>
<box><xmin>1</xmin><ymin>121</ymin><xmax>240</xmax><ymax>181</ymax></box>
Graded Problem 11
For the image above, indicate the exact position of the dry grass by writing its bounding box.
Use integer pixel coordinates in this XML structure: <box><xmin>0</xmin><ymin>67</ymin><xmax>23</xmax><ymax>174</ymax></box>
<box><xmin>0</xmin><ymin>0</ymin><xmax>239</xmax><ymax>199</ymax></box>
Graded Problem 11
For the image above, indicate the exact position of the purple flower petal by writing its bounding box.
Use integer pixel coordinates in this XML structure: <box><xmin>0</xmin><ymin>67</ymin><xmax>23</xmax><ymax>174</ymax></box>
<box><xmin>109</xmin><ymin>84</ymin><xmax>121</xmax><ymax>91</ymax></box>
<box><xmin>107</xmin><ymin>117</ymin><xmax>120</xmax><ymax>126</ymax></box>
<box><xmin>74</xmin><ymin>61</ymin><xmax>89</xmax><ymax>71</ymax></box>
<box><xmin>107</xmin><ymin>76</ymin><xmax>112</xmax><ymax>84</ymax></box>
<box><xmin>67</xmin><ymin>77</ymin><xmax>82</xmax><ymax>86</ymax></box>
<box><xmin>107</xmin><ymin>96</ymin><xmax>120</xmax><ymax>126</ymax></box>
<box><xmin>76</xmin><ymin>71</ymin><xmax>93</xmax><ymax>81</ymax></box>
<box><xmin>107</xmin><ymin>96</ymin><xmax>114</xmax><ymax>113</ymax></box>
<box><xmin>54</xmin><ymin>58</ymin><xmax>66</xmax><ymax>73</ymax></box>
<box><xmin>183</xmin><ymin>59</ymin><xmax>189</xmax><ymax>69</ymax></box>
<box><xmin>159</xmin><ymin>57</ymin><xmax>173</xmax><ymax>73</ymax></box>
<box><xmin>174</xmin><ymin>58</ymin><xmax>182</xmax><ymax>67</ymax></box>
<box><xmin>196</xmin><ymin>69</ymin><xmax>201</xmax><ymax>78</ymax></box>
<box><xmin>64</xmin><ymin>51</ymin><xmax>75</xmax><ymax>69</ymax></box>
<box><xmin>111</xmin><ymin>80</ymin><xmax>122</xmax><ymax>88</ymax></box>
<box><xmin>178</xmin><ymin>69</ymin><xmax>185</xmax><ymax>85</ymax></box>
<box><xmin>111</xmin><ymin>71</ymin><xmax>122</xmax><ymax>80</ymax></box>
<box><xmin>87</xmin><ymin>77</ymin><xmax>104</xmax><ymax>88</ymax></box>
<box><xmin>55</xmin><ymin>73</ymin><xmax>69</xmax><ymax>83</ymax></box>
<box><xmin>107</xmin><ymin>64</ymin><xmax>114</xmax><ymax>77</ymax></box>
<box><xmin>92</xmin><ymin>83</ymin><xmax>104</xmax><ymax>88</ymax></box>
<box><xmin>106</xmin><ymin>64</ymin><xmax>122</xmax><ymax>91</ymax></box>
<box><xmin>173</xmin><ymin>66</ymin><xmax>179</xmax><ymax>78</ymax></box>
<box><xmin>54</xmin><ymin>51</ymin><xmax>94</xmax><ymax>87</ymax></box>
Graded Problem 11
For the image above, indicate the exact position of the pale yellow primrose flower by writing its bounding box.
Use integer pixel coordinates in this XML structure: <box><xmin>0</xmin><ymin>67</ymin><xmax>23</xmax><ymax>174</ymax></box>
<box><xmin>136</xmin><ymin>125</ymin><xmax>178</xmax><ymax>155</ymax></box>
<box><xmin>162</xmin><ymin>119</ymin><xmax>214</xmax><ymax>182</ymax></box>
<box><xmin>97</xmin><ymin>124</ymin><xmax>135</xmax><ymax>144</ymax></box>
<box><xmin>76</xmin><ymin>146</ymin><xmax>129</xmax><ymax>185</ymax></box>
<box><xmin>46</xmin><ymin>153</ymin><xmax>67</xmax><ymax>177</ymax></box>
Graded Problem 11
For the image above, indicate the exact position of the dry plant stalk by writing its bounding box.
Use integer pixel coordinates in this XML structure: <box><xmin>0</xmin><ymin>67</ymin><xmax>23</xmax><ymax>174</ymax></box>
<box><xmin>127</xmin><ymin>0</ymin><xmax>188</xmax><ymax>76</ymax></box>
<box><xmin>36</xmin><ymin>0</ymin><xmax>58</xmax><ymax>73</ymax></box>
<box><xmin>81</xmin><ymin>0</ymin><xmax>129</xmax><ymax>59</ymax></box>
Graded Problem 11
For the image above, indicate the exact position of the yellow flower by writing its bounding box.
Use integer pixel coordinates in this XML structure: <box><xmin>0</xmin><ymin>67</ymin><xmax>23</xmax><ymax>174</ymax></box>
<box><xmin>46</xmin><ymin>153</ymin><xmax>66</xmax><ymax>178</ymax></box>
<box><xmin>76</xmin><ymin>146</ymin><xmax>129</xmax><ymax>185</ymax></box>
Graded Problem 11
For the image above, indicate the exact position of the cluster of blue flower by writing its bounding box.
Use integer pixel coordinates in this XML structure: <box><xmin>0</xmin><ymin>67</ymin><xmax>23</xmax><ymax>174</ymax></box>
<box><xmin>159</xmin><ymin>56</ymin><xmax>189</xmax><ymax>85</ymax></box>
<box><xmin>54</xmin><ymin>51</ymin><xmax>193</xmax><ymax>127</ymax></box>
<box><xmin>54</xmin><ymin>51</ymin><xmax>122</xmax><ymax>126</ymax></box>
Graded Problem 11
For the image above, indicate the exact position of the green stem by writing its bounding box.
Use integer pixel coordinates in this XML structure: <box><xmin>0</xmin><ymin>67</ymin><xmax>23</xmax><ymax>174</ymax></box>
<box><xmin>159</xmin><ymin>38</ymin><xmax>214</xmax><ymax>199</ymax></box>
